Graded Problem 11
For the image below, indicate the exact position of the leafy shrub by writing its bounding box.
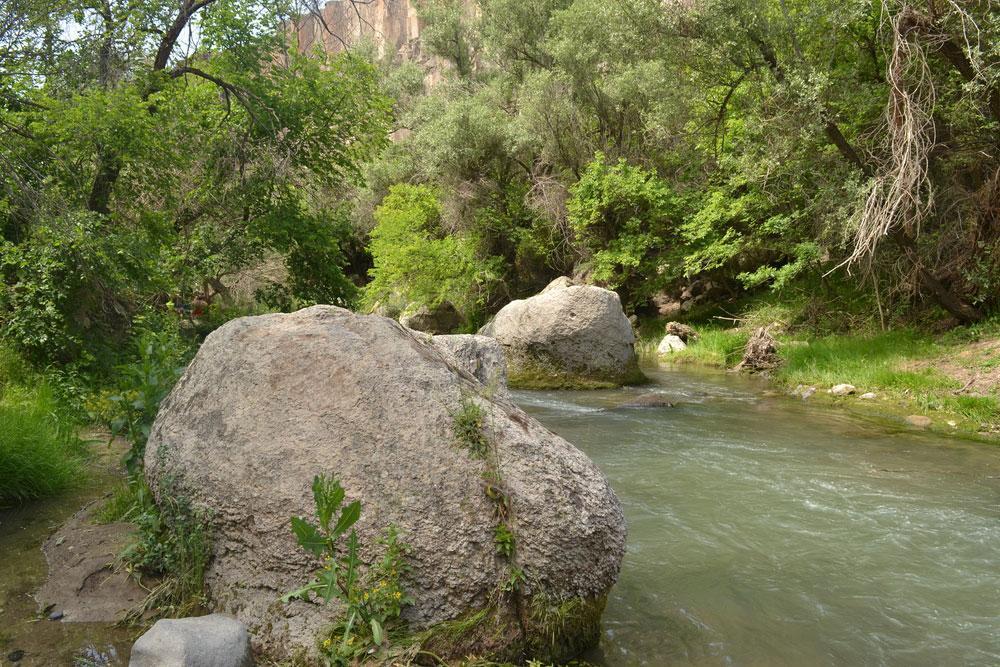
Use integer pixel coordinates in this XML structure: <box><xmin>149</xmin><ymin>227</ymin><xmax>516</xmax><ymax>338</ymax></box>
<box><xmin>0</xmin><ymin>211</ymin><xmax>165</xmax><ymax>366</ymax></box>
<box><xmin>363</xmin><ymin>184</ymin><xmax>500</xmax><ymax>320</ymax></box>
<box><xmin>568</xmin><ymin>154</ymin><xmax>680</xmax><ymax>307</ymax></box>
<box><xmin>103</xmin><ymin>317</ymin><xmax>193</xmax><ymax>476</ymax></box>
<box><xmin>120</xmin><ymin>479</ymin><xmax>211</xmax><ymax>621</ymax></box>
<box><xmin>283</xmin><ymin>474</ymin><xmax>411</xmax><ymax>665</ymax></box>
<box><xmin>252</xmin><ymin>198</ymin><xmax>359</xmax><ymax>311</ymax></box>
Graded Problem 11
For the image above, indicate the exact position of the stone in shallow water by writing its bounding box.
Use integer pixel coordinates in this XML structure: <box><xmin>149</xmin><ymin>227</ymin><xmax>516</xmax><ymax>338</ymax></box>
<box><xmin>617</xmin><ymin>394</ymin><xmax>675</xmax><ymax>409</ymax></box>
<box><xmin>129</xmin><ymin>614</ymin><xmax>253</xmax><ymax>667</ymax></box>
<box><xmin>480</xmin><ymin>279</ymin><xmax>642</xmax><ymax>388</ymax></box>
<box><xmin>859</xmin><ymin>392</ymin><xmax>877</xmax><ymax>400</ymax></box>
<box><xmin>830</xmin><ymin>384</ymin><xmax>856</xmax><ymax>396</ymax></box>
<box><xmin>906</xmin><ymin>415</ymin><xmax>933</xmax><ymax>428</ymax></box>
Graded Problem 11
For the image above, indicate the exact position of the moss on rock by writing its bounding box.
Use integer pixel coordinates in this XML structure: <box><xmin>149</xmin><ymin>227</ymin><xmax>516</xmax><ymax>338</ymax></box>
<box><xmin>414</xmin><ymin>592</ymin><xmax>609</xmax><ymax>664</ymax></box>
<box><xmin>507</xmin><ymin>356</ymin><xmax>647</xmax><ymax>390</ymax></box>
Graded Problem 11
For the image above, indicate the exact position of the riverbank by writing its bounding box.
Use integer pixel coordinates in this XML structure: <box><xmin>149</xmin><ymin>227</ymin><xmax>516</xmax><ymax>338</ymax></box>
<box><xmin>638</xmin><ymin>318</ymin><xmax>1000</xmax><ymax>442</ymax></box>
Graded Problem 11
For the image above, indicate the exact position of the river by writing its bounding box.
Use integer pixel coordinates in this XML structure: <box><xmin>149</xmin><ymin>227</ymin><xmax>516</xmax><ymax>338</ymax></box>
<box><xmin>515</xmin><ymin>364</ymin><xmax>1000</xmax><ymax>666</ymax></box>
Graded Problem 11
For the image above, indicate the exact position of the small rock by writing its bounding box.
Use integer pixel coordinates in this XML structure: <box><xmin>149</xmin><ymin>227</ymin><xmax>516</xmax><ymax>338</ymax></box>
<box><xmin>657</xmin><ymin>334</ymin><xmax>687</xmax><ymax>355</ymax></box>
<box><xmin>905</xmin><ymin>415</ymin><xmax>932</xmax><ymax>429</ymax></box>
<box><xmin>947</xmin><ymin>420</ymin><xmax>957</xmax><ymax>427</ymax></box>
<box><xmin>663</xmin><ymin>321</ymin><xmax>697</xmax><ymax>343</ymax></box>
<box><xmin>859</xmin><ymin>392</ymin><xmax>877</xmax><ymax>400</ymax></box>
<box><xmin>800</xmin><ymin>386</ymin><xmax>816</xmax><ymax>400</ymax></box>
<box><xmin>7</xmin><ymin>650</ymin><xmax>25</xmax><ymax>663</ymax></box>
<box><xmin>48</xmin><ymin>610</ymin><xmax>64</xmax><ymax>621</ymax></box>
<box><xmin>830</xmin><ymin>384</ymin><xmax>856</xmax><ymax>396</ymax></box>
<box><xmin>129</xmin><ymin>614</ymin><xmax>253</xmax><ymax>667</ymax></box>
<box><xmin>617</xmin><ymin>394</ymin><xmax>675</xmax><ymax>409</ymax></box>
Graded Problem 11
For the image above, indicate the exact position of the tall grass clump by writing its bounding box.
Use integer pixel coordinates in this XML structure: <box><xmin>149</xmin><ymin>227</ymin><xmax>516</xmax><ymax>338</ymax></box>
<box><xmin>0</xmin><ymin>378</ymin><xmax>86</xmax><ymax>504</ymax></box>
<box><xmin>774</xmin><ymin>329</ymin><xmax>952</xmax><ymax>393</ymax></box>
<box><xmin>639</xmin><ymin>325</ymin><xmax>748</xmax><ymax>368</ymax></box>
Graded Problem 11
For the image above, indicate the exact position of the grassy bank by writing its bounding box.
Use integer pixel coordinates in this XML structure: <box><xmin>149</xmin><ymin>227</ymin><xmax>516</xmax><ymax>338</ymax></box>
<box><xmin>0</xmin><ymin>347</ymin><xmax>88</xmax><ymax>504</ymax></box>
<box><xmin>639</xmin><ymin>317</ymin><xmax>1000</xmax><ymax>439</ymax></box>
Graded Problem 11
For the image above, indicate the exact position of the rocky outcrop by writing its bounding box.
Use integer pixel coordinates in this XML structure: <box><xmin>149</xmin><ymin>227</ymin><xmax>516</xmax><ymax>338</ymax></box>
<box><xmin>480</xmin><ymin>279</ymin><xmax>643</xmax><ymax>388</ymax></box>
<box><xmin>145</xmin><ymin>306</ymin><xmax>625</xmax><ymax>662</ymax></box>
<box><xmin>400</xmin><ymin>301</ymin><xmax>464</xmax><ymax>334</ymax></box>
<box><xmin>432</xmin><ymin>334</ymin><xmax>508</xmax><ymax>396</ymax></box>
<box><xmin>129</xmin><ymin>614</ymin><xmax>253</xmax><ymax>667</ymax></box>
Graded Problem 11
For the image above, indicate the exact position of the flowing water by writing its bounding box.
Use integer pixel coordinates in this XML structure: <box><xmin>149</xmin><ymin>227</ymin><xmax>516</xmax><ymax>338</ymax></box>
<box><xmin>515</xmin><ymin>365</ymin><xmax>1000</xmax><ymax>667</ymax></box>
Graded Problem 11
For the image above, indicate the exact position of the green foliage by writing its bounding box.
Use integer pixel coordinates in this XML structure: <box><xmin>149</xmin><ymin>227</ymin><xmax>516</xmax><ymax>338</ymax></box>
<box><xmin>1</xmin><ymin>2</ymin><xmax>391</xmax><ymax>371</ymax></box>
<box><xmin>252</xmin><ymin>198</ymin><xmax>358</xmax><ymax>311</ymax></box>
<box><xmin>283</xmin><ymin>474</ymin><xmax>412</xmax><ymax>666</ymax></box>
<box><xmin>643</xmin><ymin>327</ymin><xmax>749</xmax><ymax>368</ymax></box>
<box><xmin>0</xmin><ymin>371</ymin><xmax>86</xmax><ymax>504</ymax></box>
<box><xmin>568</xmin><ymin>154</ymin><xmax>679</xmax><ymax>307</ymax></box>
<box><xmin>364</xmin><ymin>185</ymin><xmax>499</xmax><ymax>318</ymax></box>
<box><xmin>102</xmin><ymin>317</ymin><xmax>193</xmax><ymax>477</ymax></box>
<box><xmin>121</xmin><ymin>479</ymin><xmax>211</xmax><ymax>620</ymax></box>
<box><xmin>774</xmin><ymin>330</ymin><xmax>951</xmax><ymax>394</ymax></box>
<box><xmin>452</xmin><ymin>396</ymin><xmax>490</xmax><ymax>459</ymax></box>
<box><xmin>0</xmin><ymin>211</ymin><xmax>165</xmax><ymax>365</ymax></box>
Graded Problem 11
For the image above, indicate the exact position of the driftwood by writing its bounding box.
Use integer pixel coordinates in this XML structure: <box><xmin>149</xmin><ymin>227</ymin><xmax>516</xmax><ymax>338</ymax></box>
<box><xmin>735</xmin><ymin>326</ymin><xmax>780</xmax><ymax>373</ymax></box>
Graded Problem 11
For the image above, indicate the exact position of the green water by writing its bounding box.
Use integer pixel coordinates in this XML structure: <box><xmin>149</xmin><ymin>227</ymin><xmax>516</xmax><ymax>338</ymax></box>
<box><xmin>515</xmin><ymin>365</ymin><xmax>1000</xmax><ymax>666</ymax></box>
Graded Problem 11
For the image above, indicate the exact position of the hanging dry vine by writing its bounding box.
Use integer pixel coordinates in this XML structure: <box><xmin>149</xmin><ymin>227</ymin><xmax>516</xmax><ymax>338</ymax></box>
<box><xmin>844</xmin><ymin>4</ymin><xmax>938</xmax><ymax>269</ymax></box>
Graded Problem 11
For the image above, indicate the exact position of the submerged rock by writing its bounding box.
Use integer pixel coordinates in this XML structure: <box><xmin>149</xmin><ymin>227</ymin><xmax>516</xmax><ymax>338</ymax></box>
<box><xmin>400</xmin><ymin>301</ymin><xmax>464</xmax><ymax>334</ymax></box>
<box><xmin>129</xmin><ymin>614</ymin><xmax>253</xmax><ymax>667</ymax></box>
<box><xmin>480</xmin><ymin>278</ymin><xmax>643</xmax><ymax>389</ymax></box>
<box><xmin>146</xmin><ymin>306</ymin><xmax>625</xmax><ymax>662</ymax></box>
<box><xmin>616</xmin><ymin>394</ymin><xmax>675</xmax><ymax>409</ymax></box>
<box><xmin>906</xmin><ymin>415</ymin><xmax>933</xmax><ymax>429</ymax></box>
<box><xmin>657</xmin><ymin>334</ymin><xmax>687</xmax><ymax>356</ymax></box>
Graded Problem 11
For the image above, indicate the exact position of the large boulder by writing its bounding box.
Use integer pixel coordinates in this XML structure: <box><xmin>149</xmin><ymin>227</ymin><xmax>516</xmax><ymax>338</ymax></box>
<box><xmin>480</xmin><ymin>279</ymin><xmax>643</xmax><ymax>388</ymax></box>
<box><xmin>399</xmin><ymin>301</ymin><xmax>463</xmax><ymax>334</ymax></box>
<box><xmin>145</xmin><ymin>306</ymin><xmax>625</xmax><ymax>662</ymax></box>
<box><xmin>432</xmin><ymin>334</ymin><xmax>508</xmax><ymax>397</ymax></box>
<box><xmin>129</xmin><ymin>614</ymin><xmax>253</xmax><ymax>667</ymax></box>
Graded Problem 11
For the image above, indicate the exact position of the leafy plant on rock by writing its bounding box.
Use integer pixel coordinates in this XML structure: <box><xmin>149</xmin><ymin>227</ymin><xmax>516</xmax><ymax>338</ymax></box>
<box><xmin>283</xmin><ymin>474</ymin><xmax>412</xmax><ymax>666</ymax></box>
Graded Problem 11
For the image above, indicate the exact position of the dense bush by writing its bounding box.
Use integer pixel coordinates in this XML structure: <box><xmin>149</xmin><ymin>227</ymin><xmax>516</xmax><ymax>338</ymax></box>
<box><xmin>363</xmin><ymin>184</ymin><xmax>500</xmax><ymax>320</ymax></box>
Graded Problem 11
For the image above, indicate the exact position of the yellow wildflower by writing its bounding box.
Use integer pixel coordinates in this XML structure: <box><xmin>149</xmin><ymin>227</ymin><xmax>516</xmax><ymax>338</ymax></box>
<box><xmin>323</xmin><ymin>638</ymin><xmax>332</xmax><ymax>648</ymax></box>
<box><xmin>393</xmin><ymin>591</ymin><xmax>402</xmax><ymax>599</ymax></box>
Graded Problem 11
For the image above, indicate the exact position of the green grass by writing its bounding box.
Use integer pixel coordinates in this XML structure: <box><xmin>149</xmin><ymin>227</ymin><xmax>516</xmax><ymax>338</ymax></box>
<box><xmin>95</xmin><ymin>479</ymin><xmax>147</xmax><ymax>523</ymax></box>
<box><xmin>773</xmin><ymin>330</ymin><xmax>952</xmax><ymax>394</ymax></box>
<box><xmin>0</xmin><ymin>381</ymin><xmax>87</xmax><ymax>504</ymax></box>
<box><xmin>639</xmin><ymin>326</ymin><xmax>748</xmax><ymax>368</ymax></box>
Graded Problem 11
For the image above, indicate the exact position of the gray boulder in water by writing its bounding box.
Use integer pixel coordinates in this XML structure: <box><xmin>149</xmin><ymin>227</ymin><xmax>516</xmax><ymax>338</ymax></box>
<box><xmin>129</xmin><ymin>614</ymin><xmax>253</xmax><ymax>667</ymax></box>
<box><xmin>480</xmin><ymin>278</ymin><xmax>643</xmax><ymax>389</ymax></box>
<box><xmin>145</xmin><ymin>306</ymin><xmax>625</xmax><ymax>662</ymax></box>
